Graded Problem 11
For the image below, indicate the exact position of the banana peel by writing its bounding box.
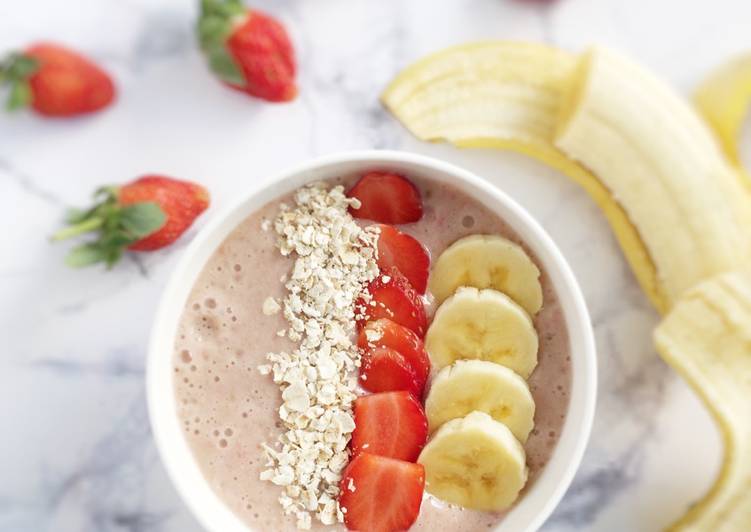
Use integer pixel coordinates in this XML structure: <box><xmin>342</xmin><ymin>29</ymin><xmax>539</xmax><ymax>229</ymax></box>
<box><xmin>655</xmin><ymin>270</ymin><xmax>751</xmax><ymax>531</ymax></box>
<box><xmin>695</xmin><ymin>53</ymin><xmax>751</xmax><ymax>168</ymax></box>
<box><xmin>382</xmin><ymin>41</ymin><xmax>669</xmax><ymax>313</ymax></box>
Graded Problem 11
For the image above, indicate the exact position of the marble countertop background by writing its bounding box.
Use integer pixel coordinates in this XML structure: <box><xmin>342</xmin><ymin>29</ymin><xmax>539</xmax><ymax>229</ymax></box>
<box><xmin>2</xmin><ymin>0</ymin><xmax>750</xmax><ymax>531</ymax></box>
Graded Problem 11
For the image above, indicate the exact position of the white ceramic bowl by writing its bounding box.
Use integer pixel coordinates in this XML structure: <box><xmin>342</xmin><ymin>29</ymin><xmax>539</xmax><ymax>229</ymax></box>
<box><xmin>148</xmin><ymin>150</ymin><xmax>597</xmax><ymax>532</ymax></box>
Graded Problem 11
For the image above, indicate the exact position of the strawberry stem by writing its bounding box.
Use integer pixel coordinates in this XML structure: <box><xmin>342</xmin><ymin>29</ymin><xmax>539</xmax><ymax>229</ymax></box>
<box><xmin>0</xmin><ymin>52</ymin><xmax>39</xmax><ymax>111</ymax></box>
<box><xmin>51</xmin><ymin>217</ymin><xmax>104</xmax><ymax>241</ymax></box>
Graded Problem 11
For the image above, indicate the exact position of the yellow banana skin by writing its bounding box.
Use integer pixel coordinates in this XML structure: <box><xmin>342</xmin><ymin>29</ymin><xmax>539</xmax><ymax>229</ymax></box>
<box><xmin>382</xmin><ymin>41</ymin><xmax>669</xmax><ymax>313</ymax></box>
<box><xmin>695</xmin><ymin>53</ymin><xmax>751</xmax><ymax>167</ymax></box>
<box><xmin>655</xmin><ymin>270</ymin><xmax>751</xmax><ymax>531</ymax></box>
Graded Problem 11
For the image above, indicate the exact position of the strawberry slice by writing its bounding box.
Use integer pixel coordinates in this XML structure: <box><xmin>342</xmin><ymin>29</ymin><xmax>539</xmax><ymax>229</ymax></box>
<box><xmin>359</xmin><ymin>319</ymin><xmax>431</xmax><ymax>387</ymax></box>
<box><xmin>348</xmin><ymin>172</ymin><xmax>423</xmax><ymax>224</ymax></box>
<box><xmin>356</xmin><ymin>269</ymin><xmax>427</xmax><ymax>337</ymax></box>
<box><xmin>351</xmin><ymin>392</ymin><xmax>428</xmax><ymax>462</ymax></box>
<box><xmin>376</xmin><ymin>224</ymin><xmax>430</xmax><ymax>294</ymax></box>
<box><xmin>339</xmin><ymin>452</ymin><xmax>425</xmax><ymax>532</ymax></box>
<box><xmin>360</xmin><ymin>347</ymin><xmax>424</xmax><ymax>398</ymax></box>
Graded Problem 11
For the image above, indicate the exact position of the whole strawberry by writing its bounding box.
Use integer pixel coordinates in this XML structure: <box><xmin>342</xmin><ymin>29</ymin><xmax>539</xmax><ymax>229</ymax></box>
<box><xmin>53</xmin><ymin>176</ymin><xmax>210</xmax><ymax>267</ymax></box>
<box><xmin>198</xmin><ymin>0</ymin><xmax>297</xmax><ymax>102</ymax></box>
<box><xmin>0</xmin><ymin>42</ymin><xmax>115</xmax><ymax>116</ymax></box>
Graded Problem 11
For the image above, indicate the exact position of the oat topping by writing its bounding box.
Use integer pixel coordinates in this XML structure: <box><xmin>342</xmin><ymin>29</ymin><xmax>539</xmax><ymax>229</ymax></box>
<box><xmin>364</xmin><ymin>325</ymin><xmax>384</xmax><ymax>344</ymax></box>
<box><xmin>262</xmin><ymin>296</ymin><xmax>282</xmax><ymax>315</ymax></box>
<box><xmin>259</xmin><ymin>182</ymin><xmax>379</xmax><ymax>529</ymax></box>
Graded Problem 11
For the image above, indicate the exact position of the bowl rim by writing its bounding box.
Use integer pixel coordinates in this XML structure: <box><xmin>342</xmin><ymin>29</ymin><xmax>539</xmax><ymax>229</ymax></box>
<box><xmin>147</xmin><ymin>149</ymin><xmax>597</xmax><ymax>532</ymax></box>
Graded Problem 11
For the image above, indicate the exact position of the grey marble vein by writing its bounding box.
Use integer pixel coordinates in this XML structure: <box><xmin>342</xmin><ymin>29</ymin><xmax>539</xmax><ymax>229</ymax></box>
<box><xmin>27</xmin><ymin>355</ymin><xmax>145</xmax><ymax>378</ymax></box>
<box><xmin>0</xmin><ymin>158</ymin><xmax>62</xmax><ymax>206</ymax></box>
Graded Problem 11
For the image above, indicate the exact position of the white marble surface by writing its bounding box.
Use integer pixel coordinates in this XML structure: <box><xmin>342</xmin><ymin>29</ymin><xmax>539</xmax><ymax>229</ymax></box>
<box><xmin>1</xmin><ymin>0</ymin><xmax>750</xmax><ymax>530</ymax></box>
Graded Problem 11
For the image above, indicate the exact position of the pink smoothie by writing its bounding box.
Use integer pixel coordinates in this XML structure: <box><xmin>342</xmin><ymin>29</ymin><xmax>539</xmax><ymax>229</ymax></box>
<box><xmin>173</xmin><ymin>176</ymin><xmax>572</xmax><ymax>531</ymax></box>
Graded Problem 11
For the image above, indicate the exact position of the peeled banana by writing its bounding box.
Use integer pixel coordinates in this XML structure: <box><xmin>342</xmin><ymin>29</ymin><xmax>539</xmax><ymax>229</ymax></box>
<box><xmin>382</xmin><ymin>41</ymin><xmax>667</xmax><ymax>313</ymax></box>
<box><xmin>418</xmin><ymin>411</ymin><xmax>528</xmax><ymax>512</ymax></box>
<box><xmin>655</xmin><ymin>270</ymin><xmax>751</xmax><ymax>532</ymax></box>
<box><xmin>556</xmin><ymin>47</ymin><xmax>751</xmax><ymax>305</ymax></box>
<box><xmin>428</xmin><ymin>234</ymin><xmax>543</xmax><ymax>314</ymax></box>
<box><xmin>695</xmin><ymin>53</ymin><xmax>751</xmax><ymax>167</ymax></box>
<box><xmin>425</xmin><ymin>359</ymin><xmax>535</xmax><ymax>443</ymax></box>
<box><xmin>425</xmin><ymin>287</ymin><xmax>539</xmax><ymax>378</ymax></box>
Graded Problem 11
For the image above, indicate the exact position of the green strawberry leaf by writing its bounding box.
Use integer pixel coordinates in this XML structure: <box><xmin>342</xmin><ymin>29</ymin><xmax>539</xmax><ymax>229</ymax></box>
<box><xmin>120</xmin><ymin>202</ymin><xmax>166</xmax><ymax>238</ymax></box>
<box><xmin>0</xmin><ymin>53</ymin><xmax>39</xmax><ymax>83</ymax></box>
<box><xmin>7</xmin><ymin>55</ymin><xmax>39</xmax><ymax>79</ymax></box>
<box><xmin>207</xmin><ymin>45</ymin><xmax>246</xmax><ymax>86</ymax></box>
<box><xmin>198</xmin><ymin>16</ymin><xmax>228</xmax><ymax>49</ymax></box>
<box><xmin>201</xmin><ymin>0</ymin><xmax>246</xmax><ymax>20</ymax></box>
<box><xmin>100</xmin><ymin>230</ymin><xmax>136</xmax><ymax>249</ymax></box>
<box><xmin>6</xmin><ymin>81</ymin><xmax>32</xmax><ymax>110</ymax></box>
<box><xmin>65</xmin><ymin>243</ymin><xmax>109</xmax><ymax>268</ymax></box>
<box><xmin>104</xmin><ymin>247</ymin><xmax>124</xmax><ymax>269</ymax></box>
<box><xmin>197</xmin><ymin>0</ymin><xmax>247</xmax><ymax>87</ymax></box>
<box><xmin>2</xmin><ymin>53</ymin><xmax>39</xmax><ymax>110</ymax></box>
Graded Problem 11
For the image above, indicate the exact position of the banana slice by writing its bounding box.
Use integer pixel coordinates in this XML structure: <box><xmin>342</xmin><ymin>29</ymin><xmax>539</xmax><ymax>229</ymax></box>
<box><xmin>418</xmin><ymin>411</ymin><xmax>528</xmax><ymax>512</ymax></box>
<box><xmin>655</xmin><ymin>270</ymin><xmax>751</xmax><ymax>531</ymax></box>
<box><xmin>425</xmin><ymin>359</ymin><xmax>535</xmax><ymax>442</ymax></box>
<box><xmin>425</xmin><ymin>287</ymin><xmax>538</xmax><ymax>378</ymax></box>
<box><xmin>695</xmin><ymin>53</ymin><xmax>751</xmax><ymax>167</ymax></box>
<box><xmin>382</xmin><ymin>41</ymin><xmax>669</xmax><ymax>313</ymax></box>
<box><xmin>556</xmin><ymin>46</ymin><xmax>751</xmax><ymax>305</ymax></box>
<box><xmin>429</xmin><ymin>234</ymin><xmax>543</xmax><ymax>315</ymax></box>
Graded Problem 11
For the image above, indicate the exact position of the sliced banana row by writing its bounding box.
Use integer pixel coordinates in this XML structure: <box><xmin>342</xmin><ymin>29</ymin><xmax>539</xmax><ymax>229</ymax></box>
<box><xmin>418</xmin><ymin>234</ymin><xmax>542</xmax><ymax>511</ymax></box>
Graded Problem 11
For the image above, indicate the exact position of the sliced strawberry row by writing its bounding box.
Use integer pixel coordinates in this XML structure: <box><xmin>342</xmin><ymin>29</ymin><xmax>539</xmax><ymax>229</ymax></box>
<box><xmin>342</xmin><ymin>172</ymin><xmax>430</xmax><ymax>531</ymax></box>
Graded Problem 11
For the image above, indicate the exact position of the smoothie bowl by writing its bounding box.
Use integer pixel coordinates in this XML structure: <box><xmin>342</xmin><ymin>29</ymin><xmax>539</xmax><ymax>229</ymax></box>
<box><xmin>147</xmin><ymin>151</ymin><xmax>597</xmax><ymax>532</ymax></box>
